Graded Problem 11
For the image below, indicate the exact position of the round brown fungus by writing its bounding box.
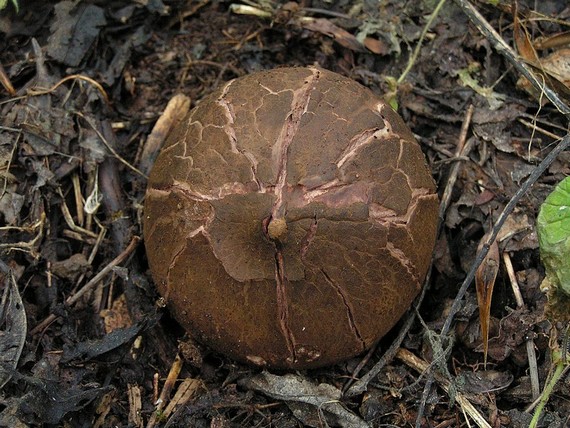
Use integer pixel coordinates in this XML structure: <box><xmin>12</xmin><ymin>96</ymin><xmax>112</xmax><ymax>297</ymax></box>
<box><xmin>144</xmin><ymin>66</ymin><xmax>439</xmax><ymax>369</ymax></box>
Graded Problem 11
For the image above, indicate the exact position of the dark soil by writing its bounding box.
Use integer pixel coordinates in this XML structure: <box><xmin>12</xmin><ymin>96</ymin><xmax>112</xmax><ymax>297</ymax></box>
<box><xmin>1</xmin><ymin>0</ymin><xmax>569</xmax><ymax>427</ymax></box>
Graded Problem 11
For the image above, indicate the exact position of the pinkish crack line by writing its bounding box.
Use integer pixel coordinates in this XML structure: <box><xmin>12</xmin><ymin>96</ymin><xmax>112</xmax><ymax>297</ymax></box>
<box><xmin>300</xmin><ymin>180</ymin><xmax>371</xmax><ymax>207</ymax></box>
<box><xmin>162</xmin><ymin>117</ymin><xmax>203</xmax><ymax>156</ymax></box>
<box><xmin>302</xmin><ymin>179</ymin><xmax>342</xmax><ymax>201</ymax></box>
<box><xmin>336</xmin><ymin>125</ymin><xmax>392</xmax><ymax>169</ymax></box>
<box><xmin>271</xmin><ymin>68</ymin><xmax>320</xmax><ymax>219</ymax></box>
<box><xmin>164</xmin><ymin>205</ymin><xmax>215</xmax><ymax>301</ymax></box>
<box><xmin>270</xmin><ymin>69</ymin><xmax>320</xmax><ymax>364</ymax></box>
<box><xmin>171</xmin><ymin>180</ymin><xmax>252</xmax><ymax>201</ymax></box>
<box><xmin>391</xmin><ymin>137</ymin><xmax>419</xmax><ymax>193</ymax></box>
<box><xmin>165</xmin><ymin>240</ymin><xmax>189</xmax><ymax>302</ymax></box>
<box><xmin>368</xmin><ymin>188</ymin><xmax>434</xmax><ymax>226</ymax></box>
<box><xmin>385</xmin><ymin>241</ymin><xmax>419</xmax><ymax>286</ymax></box>
<box><xmin>396</xmin><ymin>138</ymin><xmax>404</xmax><ymax>169</ymax></box>
<box><xmin>300</xmin><ymin>217</ymin><xmax>318</xmax><ymax>260</ymax></box>
<box><xmin>217</xmin><ymin>80</ymin><xmax>264</xmax><ymax>190</ymax></box>
<box><xmin>274</xmin><ymin>248</ymin><xmax>297</xmax><ymax>362</ymax></box>
<box><xmin>320</xmin><ymin>268</ymin><xmax>366</xmax><ymax>349</ymax></box>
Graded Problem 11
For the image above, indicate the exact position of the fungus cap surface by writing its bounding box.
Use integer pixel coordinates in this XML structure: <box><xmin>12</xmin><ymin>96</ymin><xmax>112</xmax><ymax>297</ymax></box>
<box><xmin>144</xmin><ymin>67</ymin><xmax>439</xmax><ymax>369</ymax></box>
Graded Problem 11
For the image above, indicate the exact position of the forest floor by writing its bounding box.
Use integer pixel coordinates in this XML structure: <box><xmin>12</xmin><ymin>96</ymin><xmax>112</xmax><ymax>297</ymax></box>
<box><xmin>1</xmin><ymin>0</ymin><xmax>570</xmax><ymax>427</ymax></box>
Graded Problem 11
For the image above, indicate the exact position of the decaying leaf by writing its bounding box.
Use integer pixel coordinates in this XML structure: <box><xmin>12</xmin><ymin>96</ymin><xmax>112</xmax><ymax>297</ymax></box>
<box><xmin>475</xmin><ymin>235</ymin><xmax>500</xmax><ymax>367</ymax></box>
<box><xmin>457</xmin><ymin>63</ymin><xmax>506</xmax><ymax>110</ymax></box>
<box><xmin>60</xmin><ymin>320</ymin><xmax>148</xmax><ymax>363</ymax></box>
<box><xmin>517</xmin><ymin>48</ymin><xmax>570</xmax><ymax>104</ymax></box>
<box><xmin>0</xmin><ymin>266</ymin><xmax>26</xmax><ymax>389</ymax></box>
<box><xmin>50</xmin><ymin>253</ymin><xmax>92</xmax><ymax>281</ymax></box>
<box><xmin>300</xmin><ymin>17</ymin><xmax>366</xmax><ymax>52</ymax></box>
<box><xmin>513</xmin><ymin>7</ymin><xmax>570</xmax><ymax>104</ymax></box>
<box><xmin>241</xmin><ymin>371</ymin><xmax>371</xmax><ymax>428</ymax></box>
<box><xmin>47</xmin><ymin>1</ymin><xmax>106</xmax><ymax>67</ymax></box>
<box><xmin>100</xmin><ymin>293</ymin><xmax>133</xmax><ymax>333</ymax></box>
<box><xmin>3</xmin><ymin>372</ymin><xmax>111</xmax><ymax>425</ymax></box>
<box><xmin>513</xmin><ymin>6</ymin><xmax>540</xmax><ymax>66</ymax></box>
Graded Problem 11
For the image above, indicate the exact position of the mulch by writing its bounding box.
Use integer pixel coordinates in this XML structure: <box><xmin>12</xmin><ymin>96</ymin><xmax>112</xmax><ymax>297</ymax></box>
<box><xmin>1</xmin><ymin>0</ymin><xmax>569</xmax><ymax>427</ymax></box>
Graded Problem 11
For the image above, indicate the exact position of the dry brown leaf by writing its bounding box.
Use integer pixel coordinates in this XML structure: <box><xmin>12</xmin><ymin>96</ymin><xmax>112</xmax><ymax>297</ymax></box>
<box><xmin>517</xmin><ymin>48</ymin><xmax>570</xmax><ymax>104</ymax></box>
<box><xmin>300</xmin><ymin>17</ymin><xmax>366</xmax><ymax>52</ymax></box>
<box><xmin>512</xmin><ymin>4</ymin><xmax>540</xmax><ymax>64</ymax></box>
<box><xmin>363</xmin><ymin>37</ymin><xmax>388</xmax><ymax>55</ymax></box>
<box><xmin>475</xmin><ymin>235</ymin><xmax>500</xmax><ymax>368</ymax></box>
<box><xmin>512</xmin><ymin>4</ymin><xmax>570</xmax><ymax>104</ymax></box>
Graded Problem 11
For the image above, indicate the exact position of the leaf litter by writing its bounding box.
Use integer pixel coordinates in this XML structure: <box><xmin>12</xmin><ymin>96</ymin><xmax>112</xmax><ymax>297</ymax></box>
<box><xmin>1</xmin><ymin>0</ymin><xmax>570</xmax><ymax>426</ymax></box>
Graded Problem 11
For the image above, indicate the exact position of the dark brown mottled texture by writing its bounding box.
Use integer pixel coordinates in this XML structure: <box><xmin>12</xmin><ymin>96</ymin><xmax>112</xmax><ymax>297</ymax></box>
<box><xmin>144</xmin><ymin>67</ymin><xmax>439</xmax><ymax>369</ymax></box>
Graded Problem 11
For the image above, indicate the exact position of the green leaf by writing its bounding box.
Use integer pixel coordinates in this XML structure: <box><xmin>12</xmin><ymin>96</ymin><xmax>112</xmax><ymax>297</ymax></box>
<box><xmin>0</xmin><ymin>0</ymin><xmax>19</xmax><ymax>12</ymax></box>
<box><xmin>537</xmin><ymin>176</ymin><xmax>570</xmax><ymax>297</ymax></box>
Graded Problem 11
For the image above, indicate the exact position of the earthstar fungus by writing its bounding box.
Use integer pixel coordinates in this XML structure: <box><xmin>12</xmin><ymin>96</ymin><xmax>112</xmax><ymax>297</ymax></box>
<box><xmin>144</xmin><ymin>67</ymin><xmax>439</xmax><ymax>369</ymax></box>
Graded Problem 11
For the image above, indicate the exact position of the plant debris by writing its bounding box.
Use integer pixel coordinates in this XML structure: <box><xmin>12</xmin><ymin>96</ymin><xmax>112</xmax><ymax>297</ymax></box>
<box><xmin>1</xmin><ymin>0</ymin><xmax>570</xmax><ymax>426</ymax></box>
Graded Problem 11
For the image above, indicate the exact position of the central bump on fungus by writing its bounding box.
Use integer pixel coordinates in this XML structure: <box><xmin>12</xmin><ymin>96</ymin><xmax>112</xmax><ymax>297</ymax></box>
<box><xmin>267</xmin><ymin>217</ymin><xmax>288</xmax><ymax>241</ymax></box>
<box><xmin>143</xmin><ymin>66</ymin><xmax>439</xmax><ymax>370</ymax></box>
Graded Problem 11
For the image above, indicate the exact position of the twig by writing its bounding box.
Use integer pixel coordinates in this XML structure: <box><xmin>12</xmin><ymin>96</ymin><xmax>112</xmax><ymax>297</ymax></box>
<box><xmin>71</xmin><ymin>227</ymin><xmax>107</xmax><ymax>295</ymax></box>
<box><xmin>517</xmin><ymin>118</ymin><xmax>562</xmax><ymax>140</ymax></box>
<box><xmin>147</xmin><ymin>353</ymin><xmax>184</xmax><ymax>428</ymax></box>
<box><xmin>0</xmin><ymin>213</ymin><xmax>46</xmax><ymax>257</ymax></box>
<box><xmin>77</xmin><ymin>112</ymin><xmax>147</xmax><ymax>178</ymax></box>
<box><xmin>397</xmin><ymin>348</ymin><xmax>492</xmax><ymax>428</ymax></box>
<box><xmin>0</xmin><ymin>61</ymin><xmax>16</xmax><ymax>96</ymax></box>
<box><xmin>503</xmin><ymin>252</ymin><xmax>540</xmax><ymax>399</ymax></box>
<box><xmin>345</xmin><ymin>312</ymin><xmax>416</xmax><ymax>396</ymax></box>
<box><xmin>438</xmin><ymin>104</ymin><xmax>475</xmax><ymax>226</ymax></box>
<box><xmin>26</xmin><ymin>74</ymin><xmax>110</xmax><ymax>105</ymax></box>
<box><xmin>58</xmin><ymin>188</ymin><xmax>99</xmax><ymax>239</ymax></box>
<box><xmin>100</xmin><ymin>121</ymin><xmax>135</xmax><ymax>253</ymax></box>
<box><xmin>71</xmin><ymin>173</ymin><xmax>85</xmax><ymax>227</ymax></box>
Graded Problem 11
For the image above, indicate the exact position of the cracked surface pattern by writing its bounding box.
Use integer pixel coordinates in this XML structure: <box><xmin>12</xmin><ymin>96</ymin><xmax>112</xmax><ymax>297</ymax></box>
<box><xmin>144</xmin><ymin>67</ymin><xmax>439</xmax><ymax>369</ymax></box>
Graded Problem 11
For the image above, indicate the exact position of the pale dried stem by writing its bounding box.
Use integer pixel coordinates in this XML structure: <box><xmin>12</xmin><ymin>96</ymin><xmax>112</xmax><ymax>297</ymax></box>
<box><xmin>503</xmin><ymin>252</ymin><xmax>540</xmax><ymax>400</ymax></box>
<box><xmin>397</xmin><ymin>348</ymin><xmax>492</xmax><ymax>428</ymax></box>
<box><xmin>58</xmin><ymin>188</ymin><xmax>98</xmax><ymax>239</ymax></box>
<box><xmin>0</xmin><ymin>213</ymin><xmax>46</xmax><ymax>257</ymax></box>
<box><xmin>127</xmin><ymin>384</ymin><xmax>143</xmax><ymax>427</ymax></box>
<box><xmin>146</xmin><ymin>353</ymin><xmax>184</xmax><ymax>428</ymax></box>
<box><xmin>438</xmin><ymin>104</ymin><xmax>474</xmax><ymax>226</ymax></box>
<box><xmin>161</xmin><ymin>378</ymin><xmax>203</xmax><ymax>422</ymax></box>
<box><xmin>71</xmin><ymin>173</ymin><xmax>85</xmax><ymax>227</ymax></box>
<box><xmin>71</xmin><ymin>227</ymin><xmax>107</xmax><ymax>295</ymax></box>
